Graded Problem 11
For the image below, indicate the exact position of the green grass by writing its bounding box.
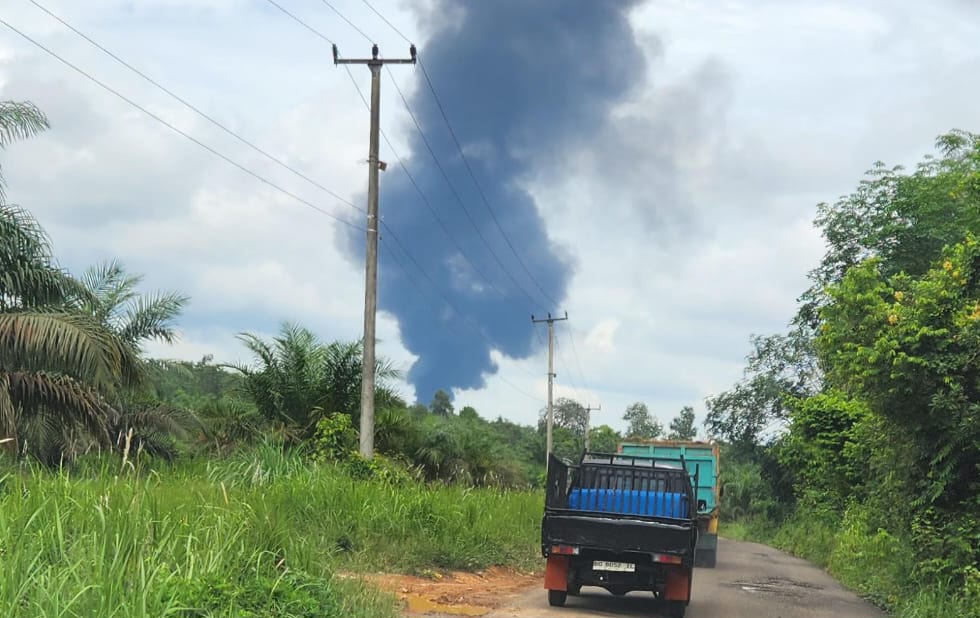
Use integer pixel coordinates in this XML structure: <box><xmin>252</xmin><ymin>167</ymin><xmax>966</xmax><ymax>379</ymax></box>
<box><xmin>0</xmin><ymin>446</ymin><xmax>544</xmax><ymax>618</ymax></box>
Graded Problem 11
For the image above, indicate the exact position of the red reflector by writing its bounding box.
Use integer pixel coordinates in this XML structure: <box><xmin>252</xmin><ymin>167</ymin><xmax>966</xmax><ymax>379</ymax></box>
<box><xmin>653</xmin><ymin>553</ymin><xmax>682</xmax><ymax>564</ymax></box>
<box><xmin>550</xmin><ymin>545</ymin><xmax>579</xmax><ymax>555</ymax></box>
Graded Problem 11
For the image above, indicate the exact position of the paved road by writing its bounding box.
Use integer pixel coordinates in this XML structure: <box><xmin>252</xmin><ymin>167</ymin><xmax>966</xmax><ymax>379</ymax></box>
<box><xmin>485</xmin><ymin>538</ymin><xmax>888</xmax><ymax>618</ymax></box>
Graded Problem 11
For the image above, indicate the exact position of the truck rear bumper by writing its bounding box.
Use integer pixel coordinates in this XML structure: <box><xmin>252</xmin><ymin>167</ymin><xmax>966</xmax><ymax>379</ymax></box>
<box><xmin>543</xmin><ymin>554</ymin><xmax>692</xmax><ymax>601</ymax></box>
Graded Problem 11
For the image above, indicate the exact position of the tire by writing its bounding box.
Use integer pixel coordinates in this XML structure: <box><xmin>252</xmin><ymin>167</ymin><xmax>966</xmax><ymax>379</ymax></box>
<box><xmin>567</xmin><ymin>583</ymin><xmax>582</xmax><ymax>596</ymax></box>
<box><xmin>608</xmin><ymin>586</ymin><xmax>628</xmax><ymax>596</ymax></box>
<box><xmin>548</xmin><ymin>590</ymin><xmax>567</xmax><ymax>607</ymax></box>
<box><xmin>666</xmin><ymin>601</ymin><xmax>687</xmax><ymax>618</ymax></box>
<box><xmin>695</xmin><ymin>548</ymin><xmax>717</xmax><ymax>568</ymax></box>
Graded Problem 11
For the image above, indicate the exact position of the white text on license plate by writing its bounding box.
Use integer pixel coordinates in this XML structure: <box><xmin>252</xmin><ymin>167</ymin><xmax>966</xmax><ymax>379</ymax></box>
<box><xmin>593</xmin><ymin>560</ymin><xmax>635</xmax><ymax>572</ymax></box>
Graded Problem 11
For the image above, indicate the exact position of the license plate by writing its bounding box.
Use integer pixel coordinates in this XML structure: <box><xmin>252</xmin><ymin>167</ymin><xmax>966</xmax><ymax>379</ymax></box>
<box><xmin>593</xmin><ymin>560</ymin><xmax>635</xmax><ymax>572</ymax></box>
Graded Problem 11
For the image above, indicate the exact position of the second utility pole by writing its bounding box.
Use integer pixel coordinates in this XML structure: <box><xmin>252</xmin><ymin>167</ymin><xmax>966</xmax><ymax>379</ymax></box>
<box><xmin>532</xmin><ymin>312</ymin><xmax>568</xmax><ymax>469</ymax></box>
<box><xmin>584</xmin><ymin>404</ymin><xmax>601</xmax><ymax>452</ymax></box>
<box><xmin>335</xmin><ymin>43</ymin><xmax>416</xmax><ymax>459</ymax></box>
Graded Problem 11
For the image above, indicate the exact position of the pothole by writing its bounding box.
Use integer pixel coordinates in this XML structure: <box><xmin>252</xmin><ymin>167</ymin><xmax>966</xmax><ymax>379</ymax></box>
<box><xmin>723</xmin><ymin>576</ymin><xmax>825</xmax><ymax>599</ymax></box>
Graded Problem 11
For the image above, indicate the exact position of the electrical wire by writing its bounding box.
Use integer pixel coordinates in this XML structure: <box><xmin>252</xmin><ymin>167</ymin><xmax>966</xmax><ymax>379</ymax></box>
<box><xmin>0</xmin><ymin>17</ymin><xmax>362</xmax><ymax>231</ymax></box>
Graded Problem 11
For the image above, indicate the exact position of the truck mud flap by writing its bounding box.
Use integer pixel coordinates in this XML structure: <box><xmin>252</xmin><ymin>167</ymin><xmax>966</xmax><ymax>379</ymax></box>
<box><xmin>664</xmin><ymin>566</ymin><xmax>691</xmax><ymax>602</ymax></box>
<box><xmin>544</xmin><ymin>555</ymin><xmax>569</xmax><ymax>591</ymax></box>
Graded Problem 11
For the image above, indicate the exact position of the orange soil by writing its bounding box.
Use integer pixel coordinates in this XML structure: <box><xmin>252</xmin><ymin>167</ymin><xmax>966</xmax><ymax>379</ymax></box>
<box><xmin>352</xmin><ymin>566</ymin><xmax>541</xmax><ymax>616</ymax></box>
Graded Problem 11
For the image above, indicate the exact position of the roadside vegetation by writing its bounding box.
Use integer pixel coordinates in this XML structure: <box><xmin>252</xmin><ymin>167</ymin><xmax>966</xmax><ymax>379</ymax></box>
<box><xmin>710</xmin><ymin>131</ymin><xmax>980</xmax><ymax>618</ymax></box>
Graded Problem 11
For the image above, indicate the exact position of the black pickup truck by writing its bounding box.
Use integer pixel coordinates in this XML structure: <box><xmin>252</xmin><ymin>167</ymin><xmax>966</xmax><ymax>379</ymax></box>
<box><xmin>541</xmin><ymin>452</ymin><xmax>700</xmax><ymax>618</ymax></box>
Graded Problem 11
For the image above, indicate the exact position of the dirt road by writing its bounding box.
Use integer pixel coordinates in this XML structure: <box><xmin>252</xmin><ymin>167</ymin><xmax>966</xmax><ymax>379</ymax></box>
<box><xmin>398</xmin><ymin>537</ymin><xmax>888</xmax><ymax>618</ymax></box>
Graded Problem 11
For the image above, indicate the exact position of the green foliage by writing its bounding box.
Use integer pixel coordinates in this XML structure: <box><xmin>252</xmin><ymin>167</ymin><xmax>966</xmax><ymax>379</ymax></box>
<box><xmin>778</xmin><ymin>391</ymin><xmax>867</xmax><ymax>510</ymax></box>
<box><xmin>232</xmin><ymin>325</ymin><xmax>400</xmax><ymax>442</ymax></box>
<box><xmin>705</xmin><ymin>329</ymin><xmax>818</xmax><ymax>447</ymax></box>
<box><xmin>667</xmin><ymin>405</ymin><xmax>697</xmax><ymax>440</ymax></box>
<box><xmin>172</xmin><ymin>568</ymin><xmax>345</xmax><ymax>618</ymax></box>
<box><xmin>429</xmin><ymin>389</ymin><xmax>454</xmax><ymax>416</ymax></box>
<box><xmin>587</xmin><ymin>424</ymin><xmax>620</xmax><ymax>453</ymax></box>
<box><xmin>719</xmin><ymin>132</ymin><xmax>980</xmax><ymax>617</ymax></box>
<box><xmin>311</xmin><ymin>414</ymin><xmax>357</xmax><ymax>462</ymax></box>
<box><xmin>622</xmin><ymin>401</ymin><xmax>661</xmax><ymax>439</ymax></box>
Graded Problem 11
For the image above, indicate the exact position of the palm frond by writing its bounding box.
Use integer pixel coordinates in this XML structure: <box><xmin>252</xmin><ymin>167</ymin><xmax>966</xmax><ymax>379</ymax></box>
<box><xmin>0</xmin><ymin>101</ymin><xmax>49</xmax><ymax>147</ymax></box>
<box><xmin>4</xmin><ymin>369</ymin><xmax>114</xmax><ymax>447</ymax></box>
<box><xmin>78</xmin><ymin>259</ymin><xmax>140</xmax><ymax>319</ymax></box>
<box><xmin>0</xmin><ymin>377</ymin><xmax>16</xmax><ymax>453</ymax></box>
<box><xmin>0</xmin><ymin>204</ymin><xmax>87</xmax><ymax>309</ymax></box>
<box><xmin>118</xmin><ymin>291</ymin><xmax>188</xmax><ymax>346</ymax></box>
<box><xmin>0</xmin><ymin>312</ymin><xmax>143</xmax><ymax>390</ymax></box>
<box><xmin>0</xmin><ymin>101</ymin><xmax>50</xmax><ymax>200</ymax></box>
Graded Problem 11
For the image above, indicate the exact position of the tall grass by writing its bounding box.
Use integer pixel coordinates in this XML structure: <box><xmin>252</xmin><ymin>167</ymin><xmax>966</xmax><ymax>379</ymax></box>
<box><xmin>0</xmin><ymin>446</ymin><xmax>543</xmax><ymax>618</ymax></box>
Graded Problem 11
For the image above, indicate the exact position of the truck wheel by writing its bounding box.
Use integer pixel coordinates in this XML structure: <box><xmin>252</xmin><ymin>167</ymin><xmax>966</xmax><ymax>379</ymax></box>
<box><xmin>548</xmin><ymin>590</ymin><xmax>567</xmax><ymax>607</ymax></box>
<box><xmin>695</xmin><ymin>548</ymin><xmax>717</xmax><ymax>568</ymax></box>
<box><xmin>666</xmin><ymin>601</ymin><xmax>687</xmax><ymax>618</ymax></box>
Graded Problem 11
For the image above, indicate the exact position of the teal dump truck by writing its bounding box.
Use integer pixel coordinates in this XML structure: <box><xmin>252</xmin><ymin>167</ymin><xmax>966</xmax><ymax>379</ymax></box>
<box><xmin>618</xmin><ymin>440</ymin><xmax>720</xmax><ymax>568</ymax></box>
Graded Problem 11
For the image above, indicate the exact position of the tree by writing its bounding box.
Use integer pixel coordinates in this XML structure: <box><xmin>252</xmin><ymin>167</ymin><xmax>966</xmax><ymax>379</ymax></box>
<box><xmin>668</xmin><ymin>406</ymin><xmax>697</xmax><ymax>440</ymax></box>
<box><xmin>76</xmin><ymin>259</ymin><xmax>188</xmax><ymax>350</ymax></box>
<box><xmin>430</xmin><ymin>389</ymin><xmax>454</xmax><ymax>416</ymax></box>
<box><xmin>588</xmin><ymin>424</ymin><xmax>621</xmax><ymax>453</ymax></box>
<box><xmin>538</xmin><ymin>397</ymin><xmax>588</xmax><ymax>435</ymax></box>
<box><xmin>232</xmin><ymin>323</ymin><xmax>400</xmax><ymax>441</ymax></box>
<box><xmin>705</xmin><ymin>329</ymin><xmax>818</xmax><ymax>448</ymax></box>
<box><xmin>1</xmin><ymin>102</ymin><xmax>144</xmax><ymax>462</ymax></box>
<box><xmin>623</xmin><ymin>402</ymin><xmax>661</xmax><ymax>440</ymax></box>
<box><xmin>799</xmin><ymin>130</ymin><xmax>980</xmax><ymax>326</ymax></box>
<box><xmin>459</xmin><ymin>405</ymin><xmax>479</xmax><ymax>421</ymax></box>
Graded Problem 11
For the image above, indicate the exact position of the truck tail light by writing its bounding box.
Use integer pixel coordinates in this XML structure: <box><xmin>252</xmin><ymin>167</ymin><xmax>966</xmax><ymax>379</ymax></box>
<box><xmin>551</xmin><ymin>545</ymin><xmax>580</xmax><ymax>555</ymax></box>
<box><xmin>653</xmin><ymin>553</ymin><xmax>682</xmax><ymax>564</ymax></box>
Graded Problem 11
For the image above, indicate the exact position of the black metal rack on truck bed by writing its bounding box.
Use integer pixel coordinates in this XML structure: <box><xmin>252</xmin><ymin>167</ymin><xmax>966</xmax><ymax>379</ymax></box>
<box><xmin>541</xmin><ymin>451</ymin><xmax>699</xmax><ymax>618</ymax></box>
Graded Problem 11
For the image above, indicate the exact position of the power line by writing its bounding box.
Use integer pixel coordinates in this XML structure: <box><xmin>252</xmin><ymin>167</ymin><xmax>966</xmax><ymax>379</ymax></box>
<box><xmin>356</xmin><ymin>0</ymin><xmax>562</xmax><ymax>308</ymax></box>
<box><xmin>264</xmin><ymin>0</ymin><xmax>336</xmax><ymax>46</ymax></box>
<box><xmin>380</xmin><ymin>239</ymin><xmax>542</xmax><ymax>402</ymax></box>
<box><xmin>270</xmin><ymin>0</ymin><xmax>549</xmax><ymax>311</ymax></box>
<box><xmin>416</xmin><ymin>58</ymin><xmax>562</xmax><ymax>308</ymax></box>
<box><xmin>320</xmin><ymin>0</ymin><xmax>373</xmax><ymax>44</ymax></box>
<box><xmin>383</xmin><ymin>65</ymin><xmax>549</xmax><ymax>310</ymax></box>
<box><xmin>27</xmin><ymin>0</ymin><xmax>364</xmax><ymax>214</ymax></box>
<box><xmin>0</xmin><ymin>17</ymin><xmax>362</xmax><ymax>231</ymax></box>
<box><xmin>360</xmin><ymin>0</ymin><xmax>412</xmax><ymax>45</ymax></box>
<box><xmin>339</xmin><ymin>63</ymin><xmax>518</xmax><ymax>308</ymax></box>
<box><xmin>253</xmin><ymin>2</ymin><xmax>543</xmax><ymax>393</ymax></box>
<box><xmin>560</xmin><ymin>320</ymin><xmax>591</xmax><ymax>398</ymax></box>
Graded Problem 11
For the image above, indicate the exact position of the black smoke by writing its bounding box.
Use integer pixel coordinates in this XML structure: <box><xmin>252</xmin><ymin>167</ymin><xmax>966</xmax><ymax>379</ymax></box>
<box><xmin>344</xmin><ymin>0</ymin><xmax>645</xmax><ymax>401</ymax></box>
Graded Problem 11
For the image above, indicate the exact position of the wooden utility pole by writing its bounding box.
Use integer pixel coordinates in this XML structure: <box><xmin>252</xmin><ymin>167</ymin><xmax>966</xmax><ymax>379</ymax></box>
<box><xmin>584</xmin><ymin>404</ymin><xmax>601</xmax><ymax>452</ymax></box>
<box><xmin>532</xmin><ymin>312</ymin><xmax>568</xmax><ymax>469</ymax></box>
<box><xmin>334</xmin><ymin>43</ymin><xmax>416</xmax><ymax>458</ymax></box>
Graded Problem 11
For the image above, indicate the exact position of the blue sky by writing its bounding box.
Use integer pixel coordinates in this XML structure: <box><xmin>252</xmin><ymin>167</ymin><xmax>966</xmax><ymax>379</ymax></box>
<box><xmin>2</xmin><ymin>0</ymin><xmax>980</xmax><ymax>433</ymax></box>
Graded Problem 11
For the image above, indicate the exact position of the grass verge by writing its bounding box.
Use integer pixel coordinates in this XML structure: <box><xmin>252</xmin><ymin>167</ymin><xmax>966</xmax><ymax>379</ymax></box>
<box><xmin>0</xmin><ymin>446</ymin><xmax>543</xmax><ymax>617</ymax></box>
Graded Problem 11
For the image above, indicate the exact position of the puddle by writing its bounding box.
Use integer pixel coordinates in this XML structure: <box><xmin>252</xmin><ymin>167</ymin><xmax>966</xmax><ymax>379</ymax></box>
<box><xmin>404</xmin><ymin>594</ymin><xmax>490</xmax><ymax>616</ymax></box>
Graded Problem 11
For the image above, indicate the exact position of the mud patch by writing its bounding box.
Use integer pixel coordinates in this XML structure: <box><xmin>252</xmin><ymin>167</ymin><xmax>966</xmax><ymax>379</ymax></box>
<box><xmin>349</xmin><ymin>566</ymin><xmax>540</xmax><ymax>616</ymax></box>
<box><xmin>723</xmin><ymin>576</ymin><xmax>825</xmax><ymax>599</ymax></box>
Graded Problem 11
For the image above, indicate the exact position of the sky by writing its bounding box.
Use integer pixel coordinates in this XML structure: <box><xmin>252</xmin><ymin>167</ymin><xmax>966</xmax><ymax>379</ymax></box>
<box><xmin>2</xmin><ymin>0</ymin><xmax>980</xmax><ymax>434</ymax></box>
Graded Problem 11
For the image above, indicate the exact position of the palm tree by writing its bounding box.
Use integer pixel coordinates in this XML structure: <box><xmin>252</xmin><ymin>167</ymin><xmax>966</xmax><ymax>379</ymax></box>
<box><xmin>77</xmin><ymin>259</ymin><xmax>188</xmax><ymax>349</ymax></box>
<box><xmin>0</xmin><ymin>205</ymin><xmax>142</xmax><ymax>460</ymax></box>
<box><xmin>1</xmin><ymin>101</ymin><xmax>142</xmax><ymax>462</ymax></box>
<box><xmin>0</xmin><ymin>101</ymin><xmax>48</xmax><ymax>201</ymax></box>
<box><xmin>232</xmin><ymin>323</ymin><xmax>401</xmax><ymax>441</ymax></box>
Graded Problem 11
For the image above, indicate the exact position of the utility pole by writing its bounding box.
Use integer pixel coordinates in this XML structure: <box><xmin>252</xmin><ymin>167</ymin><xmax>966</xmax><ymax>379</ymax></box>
<box><xmin>584</xmin><ymin>404</ymin><xmax>601</xmax><ymax>452</ymax></box>
<box><xmin>335</xmin><ymin>43</ymin><xmax>416</xmax><ymax>459</ymax></box>
<box><xmin>532</xmin><ymin>312</ymin><xmax>568</xmax><ymax>470</ymax></box>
